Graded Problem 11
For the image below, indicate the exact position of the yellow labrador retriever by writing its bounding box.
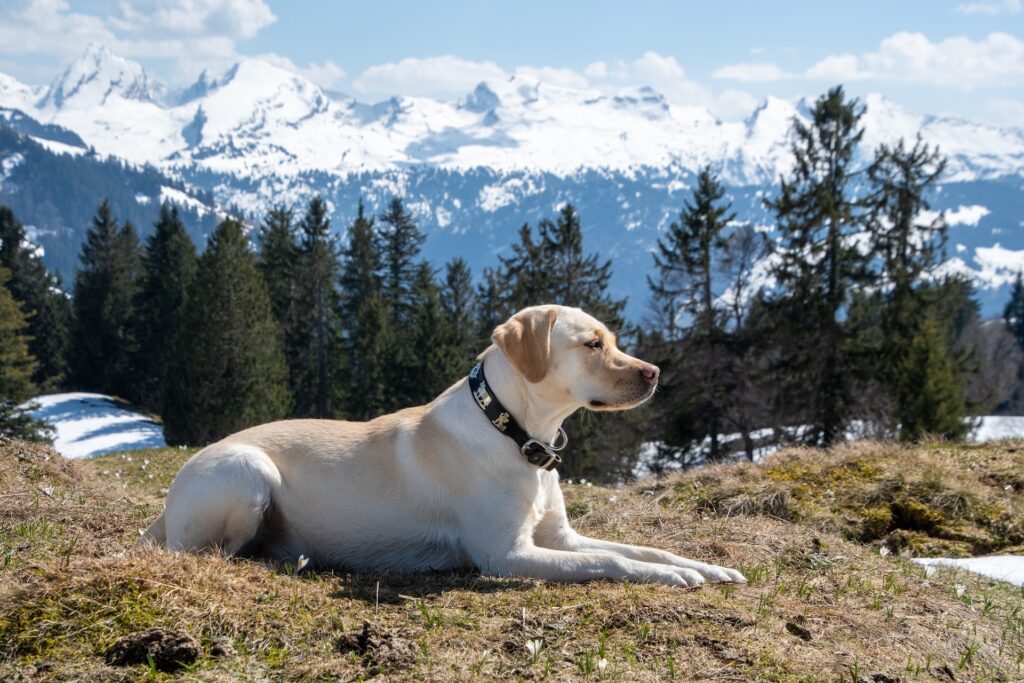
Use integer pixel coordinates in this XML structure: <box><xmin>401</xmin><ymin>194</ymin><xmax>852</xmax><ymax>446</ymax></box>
<box><xmin>141</xmin><ymin>305</ymin><xmax>744</xmax><ymax>587</ymax></box>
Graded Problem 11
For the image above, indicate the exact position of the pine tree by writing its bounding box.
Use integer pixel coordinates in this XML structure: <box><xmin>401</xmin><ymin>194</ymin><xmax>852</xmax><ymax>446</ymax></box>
<box><xmin>410</xmin><ymin>262</ymin><xmax>459</xmax><ymax>402</ymax></box>
<box><xmin>0</xmin><ymin>267</ymin><xmax>47</xmax><ymax>439</ymax></box>
<box><xmin>378</xmin><ymin>197</ymin><xmax>426</xmax><ymax>325</ymax></box>
<box><xmin>338</xmin><ymin>200</ymin><xmax>390</xmax><ymax>419</ymax></box>
<box><xmin>132</xmin><ymin>203</ymin><xmax>197</xmax><ymax>411</ymax></box>
<box><xmin>290</xmin><ymin>197</ymin><xmax>343</xmax><ymax>418</ymax></box>
<box><xmin>441</xmin><ymin>257</ymin><xmax>479</xmax><ymax>365</ymax></box>
<box><xmin>476</xmin><ymin>266</ymin><xmax>510</xmax><ymax>350</ymax></box>
<box><xmin>867</xmin><ymin>137</ymin><xmax>952</xmax><ymax>435</ymax></box>
<box><xmin>1004</xmin><ymin>272</ymin><xmax>1024</xmax><ymax>349</ymax></box>
<box><xmin>256</xmin><ymin>205</ymin><xmax>298</xmax><ymax>358</ymax></box>
<box><xmin>648</xmin><ymin>167</ymin><xmax>735</xmax><ymax>460</ymax></box>
<box><xmin>896</xmin><ymin>315</ymin><xmax>970</xmax><ymax>441</ymax></box>
<box><xmin>69</xmin><ymin>200</ymin><xmax>141</xmax><ymax>399</ymax></box>
<box><xmin>376</xmin><ymin>197</ymin><xmax>429</xmax><ymax>410</ymax></box>
<box><xmin>767</xmin><ymin>86</ymin><xmax>871</xmax><ymax>446</ymax></box>
<box><xmin>0</xmin><ymin>205</ymin><xmax>71</xmax><ymax>390</ymax></box>
<box><xmin>501</xmin><ymin>223</ymin><xmax>548</xmax><ymax>313</ymax></box>
<box><xmin>163</xmin><ymin>218</ymin><xmax>290</xmax><ymax>445</ymax></box>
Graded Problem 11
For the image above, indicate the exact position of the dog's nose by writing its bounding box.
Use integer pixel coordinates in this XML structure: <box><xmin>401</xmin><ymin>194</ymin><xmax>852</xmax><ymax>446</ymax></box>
<box><xmin>639</xmin><ymin>363</ymin><xmax>660</xmax><ymax>384</ymax></box>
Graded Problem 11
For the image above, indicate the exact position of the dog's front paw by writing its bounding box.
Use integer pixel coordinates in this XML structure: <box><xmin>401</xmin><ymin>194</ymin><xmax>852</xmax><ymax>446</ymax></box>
<box><xmin>693</xmin><ymin>563</ymin><xmax>746</xmax><ymax>584</ymax></box>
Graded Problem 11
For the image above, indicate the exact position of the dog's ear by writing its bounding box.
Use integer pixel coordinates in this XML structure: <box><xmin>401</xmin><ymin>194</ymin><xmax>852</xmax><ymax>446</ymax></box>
<box><xmin>492</xmin><ymin>307</ymin><xmax>558</xmax><ymax>383</ymax></box>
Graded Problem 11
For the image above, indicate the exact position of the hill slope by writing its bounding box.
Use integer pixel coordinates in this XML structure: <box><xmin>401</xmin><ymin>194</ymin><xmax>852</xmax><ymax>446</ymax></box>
<box><xmin>1</xmin><ymin>437</ymin><xmax>1023</xmax><ymax>680</ymax></box>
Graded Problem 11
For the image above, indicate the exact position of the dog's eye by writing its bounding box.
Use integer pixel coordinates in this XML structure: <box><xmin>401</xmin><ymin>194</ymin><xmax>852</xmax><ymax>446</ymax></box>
<box><xmin>585</xmin><ymin>339</ymin><xmax>603</xmax><ymax>350</ymax></box>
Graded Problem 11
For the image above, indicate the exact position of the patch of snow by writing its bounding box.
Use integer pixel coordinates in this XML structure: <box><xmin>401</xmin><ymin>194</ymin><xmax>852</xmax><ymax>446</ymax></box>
<box><xmin>134</xmin><ymin>192</ymin><xmax>151</xmax><ymax>205</ymax></box>
<box><xmin>971</xmin><ymin>416</ymin><xmax>1024</xmax><ymax>441</ymax></box>
<box><xmin>914</xmin><ymin>556</ymin><xmax>1024</xmax><ymax>586</ymax></box>
<box><xmin>29</xmin><ymin>137</ymin><xmax>86</xmax><ymax>156</ymax></box>
<box><xmin>159</xmin><ymin>186</ymin><xmax>208</xmax><ymax>217</ymax></box>
<box><xmin>919</xmin><ymin>204</ymin><xmax>990</xmax><ymax>228</ymax></box>
<box><xmin>0</xmin><ymin>152</ymin><xmax>24</xmax><ymax>182</ymax></box>
<box><xmin>26</xmin><ymin>393</ymin><xmax>165</xmax><ymax>459</ymax></box>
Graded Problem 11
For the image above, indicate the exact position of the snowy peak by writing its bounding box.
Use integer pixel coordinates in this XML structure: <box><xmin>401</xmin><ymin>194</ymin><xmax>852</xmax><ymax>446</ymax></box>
<box><xmin>41</xmin><ymin>43</ymin><xmax>163</xmax><ymax>109</ymax></box>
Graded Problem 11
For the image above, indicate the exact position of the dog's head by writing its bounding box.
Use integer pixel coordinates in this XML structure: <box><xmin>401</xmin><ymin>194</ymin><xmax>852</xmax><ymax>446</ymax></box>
<box><xmin>491</xmin><ymin>305</ymin><xmax>659</xmax><ymax>411</ymax></box>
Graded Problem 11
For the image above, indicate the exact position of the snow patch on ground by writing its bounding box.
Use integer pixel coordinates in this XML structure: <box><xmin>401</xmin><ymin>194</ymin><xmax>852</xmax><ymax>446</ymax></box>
<box><xmin>29</xmin><ymin>136</ymin><xmax>87</xmax><ymax>156</ymax></box>
<box><xmin>914</xmin><ymin>556</ymin><xmax>1024</xmax><ymax>586</ymax></box>
<box><xmin>159</xmin><ymin>186</ymin><xmax>208</xmax><ymax>216</ymax></box>
<box><xmin>971</xmin><ymin>415</ymin><xmax>1024</xmax><ymax>441</ymax></box>
<box><xmin>27</xmin><ymin>393</ymin><xmax>165</xmax><ymax>459</ymax></box>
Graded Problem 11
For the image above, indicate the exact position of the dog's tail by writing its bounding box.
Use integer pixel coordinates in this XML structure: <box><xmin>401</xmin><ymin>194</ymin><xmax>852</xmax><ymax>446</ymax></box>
<box><xmin>135</xmin><ymin>511</ymin><xmax>167</xmax><ymax>548</ymax></box>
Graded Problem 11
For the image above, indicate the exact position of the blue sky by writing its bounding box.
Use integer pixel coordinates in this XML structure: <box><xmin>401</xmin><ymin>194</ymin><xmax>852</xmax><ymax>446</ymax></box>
<box><xmin>1</xmin><ymin>0</ymin><xmax>1022</xmax><ymax>124</ymax></box>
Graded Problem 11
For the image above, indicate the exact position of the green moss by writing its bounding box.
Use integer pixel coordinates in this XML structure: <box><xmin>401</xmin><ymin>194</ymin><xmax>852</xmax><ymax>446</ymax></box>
<box><xmin>0</xmin><ymin>577</ymin><xmax>165</xmax><ymax>659</ymax></box>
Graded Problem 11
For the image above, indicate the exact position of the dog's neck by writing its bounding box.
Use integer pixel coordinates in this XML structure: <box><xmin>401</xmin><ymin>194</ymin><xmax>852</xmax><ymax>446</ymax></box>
<box><xmin>481</xmin><ymin>348</ymin><xmax>580</xmax><ymax>446</ymax></box>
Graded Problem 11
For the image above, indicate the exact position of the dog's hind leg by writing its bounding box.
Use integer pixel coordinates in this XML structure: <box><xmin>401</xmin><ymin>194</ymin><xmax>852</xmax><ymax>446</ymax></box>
<box><xmin>163</xmin><ymin>444</ymin><xmax>281</xmax><ymax>556</ymax></box>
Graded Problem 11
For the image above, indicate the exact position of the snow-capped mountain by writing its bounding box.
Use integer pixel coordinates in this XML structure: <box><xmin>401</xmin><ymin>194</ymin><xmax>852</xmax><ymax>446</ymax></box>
<box><xmin>2</xmin><ymin>44</ymin><xmax>1023</xmax><ymax>318</ymax></box>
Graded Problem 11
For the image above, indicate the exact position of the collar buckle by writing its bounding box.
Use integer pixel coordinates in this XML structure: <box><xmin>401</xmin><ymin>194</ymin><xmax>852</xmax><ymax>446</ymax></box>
<box><xmin>521</xmin><ymin>440</ymin><xmax>562</xmax><ymax>470</ymax></box>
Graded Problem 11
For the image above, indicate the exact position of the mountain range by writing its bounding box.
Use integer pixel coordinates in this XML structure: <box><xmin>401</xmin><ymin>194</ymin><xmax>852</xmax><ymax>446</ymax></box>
<box><xmin>1</xmin><ymin>43</ymin><xmax>1022</xmax><ymax>319</ymax></box>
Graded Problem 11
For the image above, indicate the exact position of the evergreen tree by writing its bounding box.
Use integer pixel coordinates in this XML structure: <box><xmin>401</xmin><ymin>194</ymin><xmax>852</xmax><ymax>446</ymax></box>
<box><xmin>256</xmin><ymin>205</ymin><xmax>298</xmax><ymax>358</ymax></box>
<box><xmin>867</xmin><ymin>137</ymin><xmax>954</xmax><ymax>435</ymax></box>
<box><xmin>410</xmin><ymin>262</ymin><xmax>459</xmax><ymax>402</ymax></box>
<box><xmin>441</xmin><ymin>257</ymin><xmax>479</xmax><ymax>364</ymax></box>
<box><xmin>1004</xmin><ymin>272</ymin><xmax>1024</xmax><ymax>349</ymax></box>
<box><xmin>896</xmin><ymin>315</ymin><xmax>970</xmax><ymax>441</ymax></box>
<box><xmin>767</xmin><ymin>86</ymin><xmax>871</xmax><ymax>446</ymax></box>
<box><xmin>338</xmin><ymin>200</ymin><xmax>392</xmax><ymax>419</ymax></box>
<box><xmin>378</xmin><ymin>197</ymin><xmax>426</xmax><ymax>325</ymax></box>
<box><xmin>290</xmin><ymin>197</ymin><xmax>343</xmax><ymax>418</ymax></box>
<box><xmin>0</xmin><ymin>205</ymin><xmax>71</xmax><ymax>390</ymax></box>
<box><xmin>132</xmin><ymin>203</ymin><xmax>197</xmax><ymax>411</ymax></box>
<box><xmin>476</xmin><ymin>266</ymin><xmax>510</xmax><ymax>350</ymax></box>
<box><xmin>648</xmin><ymin>167</ymin><xmax>734</xmax><ymax>460</ymax></box>
<box><xmin>163</xmin><ymin>218</ymin><xmax>290</xmax><ymax>445</ymax></box>
<box><xmin>69</xmin><ymin>200</ymin><xmax>141</xmax><ymax>398</ymax></box>
<box><xmin>0</xmin><ymin>267</ymin><xmax>47</xmax><ymax>439</ymax></box>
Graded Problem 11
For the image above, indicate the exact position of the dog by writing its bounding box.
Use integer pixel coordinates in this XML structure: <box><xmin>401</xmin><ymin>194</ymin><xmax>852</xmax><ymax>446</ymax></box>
<box><xmin>140</xmin><ymin>305</ymin><xmax>745</xmax><ymax>588</ymax></box>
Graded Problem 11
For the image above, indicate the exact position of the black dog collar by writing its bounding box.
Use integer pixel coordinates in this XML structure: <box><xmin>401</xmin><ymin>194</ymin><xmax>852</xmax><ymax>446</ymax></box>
<box><xmin>468</xmin><ymin>361</ymin><xmax>567</xmax><ymax>471</ymax></box>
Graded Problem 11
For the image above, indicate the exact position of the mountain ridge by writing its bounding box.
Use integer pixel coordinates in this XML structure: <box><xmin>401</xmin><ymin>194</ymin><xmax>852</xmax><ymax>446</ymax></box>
<box><xmin>1</xmin><ymin>45</ymin><xmax>1023</xmax><ymax>320</ymax></box>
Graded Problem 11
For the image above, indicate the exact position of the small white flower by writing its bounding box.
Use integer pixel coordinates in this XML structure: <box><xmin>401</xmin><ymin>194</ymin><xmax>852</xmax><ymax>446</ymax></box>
<box><xmin>954</xmin><ymin>584</ymin><xmax>966</xmax><ymax>598</ymax></box>
<box><xmin>126</xmin><ymin>456</ymin><xmax>133</xmax><ymax>462</ymax></box>
<box><xmin>924</xmin><ymin>565</ymin><xmax>937</xmax><ymax>579</ymax></box>
<box><xmin>586</xmin><ymin>483</ymin><xmax>593</xmax><ymax>488</ymax></box>
<box><xmin>296</xmin><ymin>554</ymin><xmax>310</xmax><ymax>572</ymax></box>
<box><xmin>579</xmin><ymin>478</ymin><xmax>587</xmax><ymax>485</ymax></box>
<box><xmin>526</xmin><ymin>638</ymin><xmax>542</xmax><ymax>659</ymax></box>
<box><xmin>39</xmin><ymin>485</ymin><xmax>53</xmax><ymax>497</ymax></box>
<box><xmin>114</xmin><ymin>472</ymin><xmax>121</xmax><ymax>479</ymax></box>
<box><xmin>608</xmin><ymin>495</ymin><xmax>618</xmax><ymax>503</ymax></box>
<box><xmin>147</xmin><ymin>474</ymin><xmax>154</xmax><ymax>480</ymax></box>
<box><xmin>597</xmin><ymin>658</ymin><xmax>608</xmax><ymax>674</ymax></box>
<box><xmin>1005</xmin><ymin>484</ymin><xmax>1013</xmax><ymax>491</ymax></box>
<box><xmin>879</xmin><ymin>546</ymin><xmax>890</xmax><ymax>557</ymax></box>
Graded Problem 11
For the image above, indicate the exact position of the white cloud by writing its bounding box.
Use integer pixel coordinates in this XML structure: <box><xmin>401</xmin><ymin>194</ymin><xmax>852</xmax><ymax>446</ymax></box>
<box><xmin>712</xmin><ymin>61</ymin><xmax>796</xmax><ymax>82</ymax></box>
<box><xmin>514</xmin><ymin>66</ymin><xmax>588</xmax><ymax>89</ymax></box>
<box><xmin>806</xmin><ymin>32</ymin><xmax>1024</xmax><ymax>88</ymax></box>
<box><xmin>257</xmin><ymin>53</ymin><xmax>347</xmax><ymax>90</ymax></box>
<box><xmin>353</xmin><ymin>55</ymin><xmax>507</xmax><ymax>97</ymax></box>
<box><xmin>954</xmin><ymin>0</ymin><xmax>1021</xmax><ymax>14</ymax></box>
<box><xmin>805</xmin><ymin>54</ymin><xmax>868</xmax><ymax>81</ymax></box>
<box><xmin>631</xmin><ymin>51</ymin><xmax>686</xmax><ymax>82</ymax></box>
<box><xmin>111</xmin><ymin>0</ymin><xmax>275</xmax><ymax>39</ymax></box>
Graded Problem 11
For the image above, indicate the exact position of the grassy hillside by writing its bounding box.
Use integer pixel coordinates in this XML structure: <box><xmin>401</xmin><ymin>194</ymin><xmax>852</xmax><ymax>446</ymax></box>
<box><xmin>1</xmin><ymin>436</ymin><xmax>1024</xmax><ymax>681</ymax></box>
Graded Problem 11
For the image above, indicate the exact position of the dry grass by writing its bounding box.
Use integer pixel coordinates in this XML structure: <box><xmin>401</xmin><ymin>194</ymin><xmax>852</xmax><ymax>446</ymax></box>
<box><xmin>1</xmin><ymin>436</ymin><xmax>1023</xmax><ymax>681</ymax></box>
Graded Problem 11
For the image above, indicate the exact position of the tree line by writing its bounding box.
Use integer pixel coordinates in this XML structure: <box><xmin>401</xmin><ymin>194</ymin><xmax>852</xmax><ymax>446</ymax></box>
<box><xmin>1</xmin><ymin>86</ymin><xmax>1020</xmax><ymax>481</ymax></box>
